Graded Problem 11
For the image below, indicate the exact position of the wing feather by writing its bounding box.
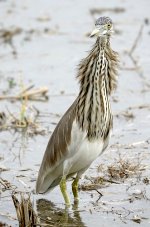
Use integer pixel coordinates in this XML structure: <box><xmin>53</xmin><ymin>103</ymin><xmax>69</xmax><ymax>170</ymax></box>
<box><xmin>36</xmin><ymin>99</ymin><xmax>77</xmax><ymax>193</ymax></box>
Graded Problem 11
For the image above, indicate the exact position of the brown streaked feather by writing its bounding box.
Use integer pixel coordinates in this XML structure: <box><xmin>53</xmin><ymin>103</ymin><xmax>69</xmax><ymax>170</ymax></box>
<box><xmin>36</xmin><ymin>34</ymin><xmax>119</xmax><ymax>193</ymax></box>
<box><xmin>105</xmin><ymin>45</ymin><xmax>119</xmax><ymax>94</ymax></box>
<box><xmin>76</xmin><ymin>37</ymin><xmax>118</xmax><ymax>141</ymax></box>
<box><xmin>36</xmin><ymin>99</ymin><xmax>77</xmax><ymax>192</ymax></box>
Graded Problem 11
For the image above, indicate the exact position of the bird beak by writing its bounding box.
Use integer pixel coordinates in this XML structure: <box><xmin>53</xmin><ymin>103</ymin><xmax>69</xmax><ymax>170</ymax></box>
<box><xmin>90</xmin><ymin>28</ymin><xmax>99</xmax><ymax>37</ymax></box>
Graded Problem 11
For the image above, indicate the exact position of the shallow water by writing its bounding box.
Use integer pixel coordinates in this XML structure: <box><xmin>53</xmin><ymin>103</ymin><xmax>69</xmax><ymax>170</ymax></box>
<box><xmin>0</xmin><ymin>0</ymin><xmax>150</xmax><ymax>226</ymax></box>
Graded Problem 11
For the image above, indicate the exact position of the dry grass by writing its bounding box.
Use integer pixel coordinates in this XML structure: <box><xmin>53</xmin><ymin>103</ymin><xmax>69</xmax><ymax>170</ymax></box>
<box><xmin>107</xmin><ymin>158</ymin><xmax>142</xmax><ymax>180</ymax></box>
<box><xmin>12</xmin><ymin>193</ymin><xmax>39</xmax><ymax>227</ymax></box>
<box><xmin>0</xmin><ymin>104</ymin><xmax>47</xmax><ymax>136</ymax></box>
<box><xmin>0</xmin><ymin>79</ymin><xmax>49</xmax><ymax>136</ymax></box>
<box><xmin>80</xmin><ymin>157</ymin><xmax>144</xmax><ymax>192</ymax></box>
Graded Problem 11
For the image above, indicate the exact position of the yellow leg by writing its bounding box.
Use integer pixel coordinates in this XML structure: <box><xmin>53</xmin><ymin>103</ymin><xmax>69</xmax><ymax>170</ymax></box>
<box><xmin>72</xmin><ymin>178</ymin><xmax>79</xmax><ymax>201</ymax></box>
<box><xmin>60</xmin><ymin>176</ymin><xmax>70</xmax><ymax>206</ymax></box>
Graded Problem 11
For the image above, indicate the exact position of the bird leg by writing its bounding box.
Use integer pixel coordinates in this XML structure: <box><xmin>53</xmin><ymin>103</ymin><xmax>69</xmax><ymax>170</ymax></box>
<box><xmin>60</xmin><ymin>176</ymin><xmax>70</xmax><ymax>206</ymax></box>
<box><xmin>72</xmin><ymin>177</ymin><xmax>79</xmax><ymax>201</ymax></box>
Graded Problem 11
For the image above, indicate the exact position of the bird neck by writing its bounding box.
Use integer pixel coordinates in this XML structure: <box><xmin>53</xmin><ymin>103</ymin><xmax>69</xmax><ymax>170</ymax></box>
<box><xmin>76</xmin><ymin>37</ymin><xmax>118</xmax><ymax>140</ymax></box>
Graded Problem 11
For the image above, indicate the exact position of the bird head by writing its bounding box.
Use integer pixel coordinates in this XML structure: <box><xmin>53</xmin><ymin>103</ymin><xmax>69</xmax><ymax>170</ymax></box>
<box><xmin>90</xmin><ymin>16</ymin><xmax>113</xmax><ymax>38</ymax></box>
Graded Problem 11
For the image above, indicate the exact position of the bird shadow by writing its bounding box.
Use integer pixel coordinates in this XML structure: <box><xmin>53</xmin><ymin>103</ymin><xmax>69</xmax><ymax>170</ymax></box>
<box><xmin>36</xmin><ymin>198</ymin><xmax>86</xmax><ymax>227</ymax></box>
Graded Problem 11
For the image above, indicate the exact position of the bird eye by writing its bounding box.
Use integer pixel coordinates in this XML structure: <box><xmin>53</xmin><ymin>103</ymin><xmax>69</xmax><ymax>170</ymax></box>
<box><xmin>107</xmin><ymin>23</ymin><xmax>112</xmax><ymax>29</ymax></box>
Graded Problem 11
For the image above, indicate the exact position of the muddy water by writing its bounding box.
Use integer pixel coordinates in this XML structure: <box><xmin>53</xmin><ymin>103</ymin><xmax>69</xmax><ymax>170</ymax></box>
<box><xmin>0</xmin><ymin>0</ymin><xmax>150</xmax><ymax>226</ymax></box>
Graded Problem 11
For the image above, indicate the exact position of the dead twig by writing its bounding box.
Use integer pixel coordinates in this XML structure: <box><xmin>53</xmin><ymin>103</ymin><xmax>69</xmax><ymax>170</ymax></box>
<box><xmin>129</xmin><ymin>24</ymin><xmax>144</xmax><ymax>56</ymax></box>
<box><xmin>19</xmin><ymin>85</ymin><xmax>35</xmax><ymax>95</ymax></box>
<box><xmin>0</xmin><ymin>86</ymin><xmax>48</xmax><ymax>101</ymax></box>
<box><xmin>0</xmin><ymin>177</ymin><xmax>11</xmax><ymax>190</ymax></box>
<box><xmin>127</xmin><ymin>24</ymin><xmax>144</xmax><ymax>66</ymax></box>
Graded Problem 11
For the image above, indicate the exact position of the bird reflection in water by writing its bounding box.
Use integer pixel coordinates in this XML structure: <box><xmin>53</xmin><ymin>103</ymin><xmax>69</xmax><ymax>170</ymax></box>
<box><xmin>36</xmin><ymin>199</ymin><xmax>86</xmax><ymax>227</ymax></box>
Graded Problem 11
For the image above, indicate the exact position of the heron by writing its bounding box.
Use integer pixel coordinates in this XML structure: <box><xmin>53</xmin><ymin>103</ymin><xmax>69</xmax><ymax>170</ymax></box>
<box><xmin>36</xmin><ymin>16</ymin><xmax>119</xmax><ymax>206</ymax></box>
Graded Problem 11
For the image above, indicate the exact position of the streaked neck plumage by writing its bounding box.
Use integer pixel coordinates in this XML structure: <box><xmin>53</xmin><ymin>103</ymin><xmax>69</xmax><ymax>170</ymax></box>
<box><xmin>76</xmin><ymin>36</ymin><xmax>118</xmax><ymax>141</ymax></box>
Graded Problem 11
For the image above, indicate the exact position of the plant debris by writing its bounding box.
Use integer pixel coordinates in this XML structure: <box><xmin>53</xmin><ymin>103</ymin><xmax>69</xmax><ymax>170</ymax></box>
<box><xmin>115</xmin><ymin>110</ymin><xmax>135</xmax><ymax>121</ymax></box>
<box><xmin>0</xmin><ymin>104</ymin><xmax>48</xmax><ymax>136</ymax></box>
<box><xmin>128</xmin><ymin>189</ymin><xmax>149</xmax><ymax>202</ymax></box>
<box><xmin>90</xmin><ymin>7</ymin><xmax>125</xmax><ymax>16</ymax></box>
<box><xmin>0</xmin><ymin>177</ymin><xmax>12</xmax><ymax>191</ymax></box>
<box><xmin>0</xmin><ymin>85</ymin><xmax>48</xmax><ymax>101</ymax></box>
<box><xmin>107</xmin><ymin>158</ymin><xmax>142</xmax><ymax>181</ymax></box>
<box><xmin>0</xmin><ymin>81</ymin><xmax>49</xmax><ymax>135</ymax></box>
<box><xmin>0</xmin><ymin>27</ymin><xmax>22</xmax><ymax>44</ymax></box>
<box><xmin>12</xmin><ymin>193</ymin><xmax>39</xmax><ymax>227</ymax></box>
<box><xmin>0</xmin><ymin>26</ymin><xmax>22</xmax><ymax>55</ymax></box>
<box><xmin>80</xmin><ymin>175</ymin><xmax>120</xmax><ymax>195</ymax></box>
<box><xmin>143</xmin><ymin>177</ymin><xmax>149</xmax><ymax>185</ymax></box>
<box><xmin>0</xmin><ymin>112</ymin><xmax>6</xmax><ymax>126</ymax></box>
<box><xmin>80</xmin><ymin>157</ymin><xmax>144</xmax><ymax>194</ymax></box>
<box><xmin>128</xmin><ymin>24</ymin><xmax>144</xmax><ymax>66</ymax></box>
<box><xmin>132</xmin><ymin>215</ymin><xmax>142</xmax><ymax>224</ymax></box>
<box><xmin>0</xmin><ymin>221</ymin><xmax>11</xmax><ymax>227</ymax></box>
<box><xmin>80</xmin><ymin>175</ymin><xmax>119</xmax><ymax>191</ymax></box>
